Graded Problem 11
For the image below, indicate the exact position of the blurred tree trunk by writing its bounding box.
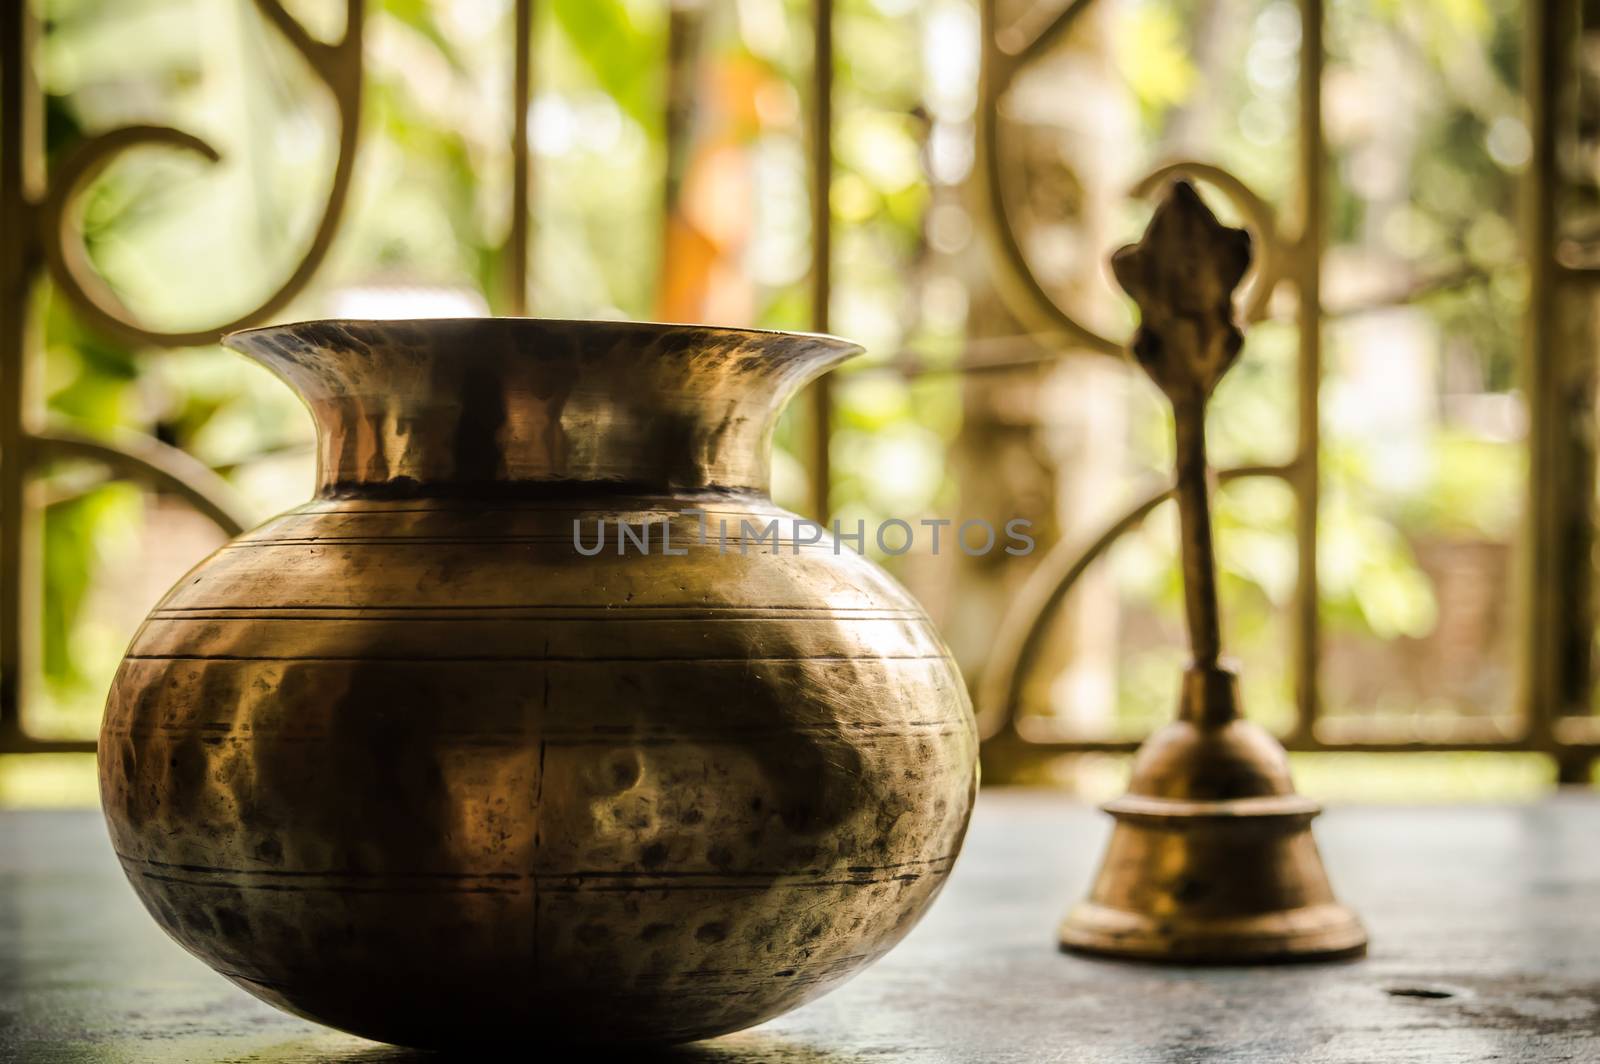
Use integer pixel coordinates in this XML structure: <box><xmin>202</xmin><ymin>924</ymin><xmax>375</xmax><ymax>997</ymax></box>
<box><xmin>952</xmin><ymin>1</ymin><xmax>1135</xmax><ymax>781</ymax></box>
<box><xmin>655</xmin><ymin>2</ymin><xmax>761</xmax><ymax>324</ymax></box>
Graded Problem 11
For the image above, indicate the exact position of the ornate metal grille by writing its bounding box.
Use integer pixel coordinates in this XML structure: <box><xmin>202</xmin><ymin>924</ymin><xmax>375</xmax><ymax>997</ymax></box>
<box><xmin>1</xmin><ymin>0</ymin><xmax>1596</xmax><ymax>782</ymax></box>
<box><xmin>974</xmin><ymin>0</ymin><xmax>1598</xmax><ymax>784</ymax></box>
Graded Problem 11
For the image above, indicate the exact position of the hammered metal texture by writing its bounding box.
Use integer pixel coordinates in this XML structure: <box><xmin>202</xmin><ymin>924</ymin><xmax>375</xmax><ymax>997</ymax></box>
<box><xmin>98</xmin><ymin>320</ymin><xmax>979</xmax><ymax>1048</ymax></box>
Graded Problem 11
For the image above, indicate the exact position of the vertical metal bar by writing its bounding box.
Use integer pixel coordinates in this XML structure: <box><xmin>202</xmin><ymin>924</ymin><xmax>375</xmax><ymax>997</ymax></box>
<box><xmin>0</xmin><ymin>0</ymin><xmax>39</xmax><ymax>751</ymax></box>
<box><xmin>1523</xmin><ymin>0</ymin><xmax>1591</xmax><ymax>782</ymax></box>
<box><xmin>663</xmin><ymin>3</ymin><xmax>698</xmax><ymax>240</ymax></box>
<box><xmin>1291</xmin><ymin>0</ymin><xmax>1324</xmax><ymax>742</ymax></box>
<box><xmin>507</xmin><ymin>0</ymin><xmax>534</xmax><ymax>316</ymax></box>
<box><xmin>808</xmin><ymin>0</ymin><xmax>834</xmax><ymax>521</ymax></box>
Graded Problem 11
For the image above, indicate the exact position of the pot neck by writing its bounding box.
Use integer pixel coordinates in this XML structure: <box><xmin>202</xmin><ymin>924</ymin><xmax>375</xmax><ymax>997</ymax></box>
<box><xmin>224</xmin><ymin>319</ymin><xmax>858</xmax><ymax>499</ymax></box>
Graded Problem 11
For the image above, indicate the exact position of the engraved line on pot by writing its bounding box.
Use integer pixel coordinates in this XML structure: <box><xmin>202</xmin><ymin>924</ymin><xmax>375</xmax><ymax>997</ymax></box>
<box><xmin>146</xmin><ymin>611</ymin><xmax>929</xmax><ymax>622</ymax></box>
<box><xmin>116</xmin><ymin>853</ymin><xmax>958</xmax><ymax>879</ymax></box>
<box><xmin>105</xmin><ymin>719</ymin><xmax>967</xmax><ymax>737</ymax></box>
<box><xmin>535</xmin><ymin>874</ymin><xmax>941</xmax><ymax>892</ymax></box>
<box><xmin>131</xmin><ymin>871</ymin><xmax>525</xmax><ymax>895</ymax></box>
<box><xmin>148</xmin><ymin>603</ymin><xmax>927</xmax><ymax>613</ymax></box>
<box><xmin>293</xmin><ymin>503</ymin><xmax>792</xmax><ymax>515</ymax></box>
<box><xmin>120</xmin><ymin>653</ymin><xmax>955</xmax><ymax>663</ymax></box>
<box><xmin>236</xmin><ymin>522</ymin><xmax>984</xmax><ymax>536</ymax></box>
<box><xmin>128</xmin><ymin>870</ymin><xmax>948</xmax><ymax>894</ymax></box>
<box><xmin>106</xmin><ymin>729</ymin><xmax>966</xmax><ymax>745</ymax></box>
<box><xmin>220</xmin><ymin>536</ymin><xmax>878</xmax><ymax>549</ymax></box>
<box><xmin>101</xmin><ymin>731</ymin><xmax>967</xmax><ymax>749</ymax></box>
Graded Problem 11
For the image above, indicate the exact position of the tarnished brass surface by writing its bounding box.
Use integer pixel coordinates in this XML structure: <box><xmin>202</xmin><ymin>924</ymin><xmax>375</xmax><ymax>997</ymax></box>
<box><xmin>98</xmin><ymin>319</ymin><xmax>979</xmax><ymax>1048</ymax></box>
<box><xmin>1059</xmin><ymin>184</ymin><xmax>1365</xmax><ymax>963</ymax></box>
<box><xmin>1059</xmin><ymin>669</ymin><xmax>1368</xmax><ymax>962</ymax></box>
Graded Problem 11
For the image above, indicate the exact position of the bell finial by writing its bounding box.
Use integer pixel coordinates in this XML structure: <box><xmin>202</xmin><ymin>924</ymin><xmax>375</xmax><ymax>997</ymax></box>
<box><xmin>1112</xmin><ymin>179</ymin><xmax>1251</xmax><ymax>405</ymax></box>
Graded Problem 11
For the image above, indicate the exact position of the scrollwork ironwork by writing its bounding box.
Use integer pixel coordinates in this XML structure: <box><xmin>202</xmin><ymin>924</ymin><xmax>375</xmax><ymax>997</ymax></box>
<box><xmin>974</xmin><ymin>0</ymin><xmax>1295</xmax><ymax>743</ymax></box>
<box><xmin>0</xmin><ymin>0</ymin><xmax>366</xmax><ymax>751</ymax></box>
<box><xmin>976</xmin><ymin>1</ymin><xmax>1285</xmax><ymax>357</ymax></box>
<box><xmin>33</xmin><ymin>427</ymin><xmax>251</xmax><ymax>536</ymax></box>
<box><xmin>41</xmin><ymin>0</ymin><xmax>364</xmax><ymax>350</ymax></box>
<box><xmin>974</xmin><ymin>463</ymin><xmax>1293</xmax><ymax>740</ymax></box>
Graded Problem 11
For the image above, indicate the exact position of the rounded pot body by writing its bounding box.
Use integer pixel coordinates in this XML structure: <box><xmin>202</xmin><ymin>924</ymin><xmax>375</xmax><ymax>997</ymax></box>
<box><xmin>99</xmin><ymin>320</ymin><xmax>978</xmax><ymax>1048</ymax></box>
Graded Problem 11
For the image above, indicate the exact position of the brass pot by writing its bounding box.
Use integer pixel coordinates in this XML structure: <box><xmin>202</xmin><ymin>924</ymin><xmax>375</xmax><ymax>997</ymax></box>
<box><xmin>99</xmin><ymin>319</ymin><xmax>979</xmax><ymax>1048</ymax></box>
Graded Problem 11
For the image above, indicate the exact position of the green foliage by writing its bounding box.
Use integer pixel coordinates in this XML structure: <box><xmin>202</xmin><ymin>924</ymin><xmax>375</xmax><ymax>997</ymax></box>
<box><xmin>549</xmin><ymin>0</ymin><xmax>663</xmax><ymax>130</ymax></box>
<box><xmin>1113</xmin><ymin>3</ymin><xmax>1197</xmax><ymax>121</ymax></box>
<box><xmin>26</xmin><ymin>0</ymin><xmax>1544</xmax><ymax>753</ymax></box>
<box><xmin>41</xmin><ymin>485</ymin><xmax>141</xmax><ymax>701</ymax></box>
<box><xmin>1095</xmin><ymin>0</ymin><xmax>1529</xmax><ymax>727</ymax></box>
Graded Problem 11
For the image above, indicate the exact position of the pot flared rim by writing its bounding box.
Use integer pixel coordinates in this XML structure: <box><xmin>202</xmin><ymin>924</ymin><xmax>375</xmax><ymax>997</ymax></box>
<box><xmin>220</xmin><ymin>316</ymin><xmax>859</xmax><ymax>495</ymax></box>
<box><xmin>224</xmin><ymin>316</ymin><xmax>863</xmax><ymax>358</ymax></box>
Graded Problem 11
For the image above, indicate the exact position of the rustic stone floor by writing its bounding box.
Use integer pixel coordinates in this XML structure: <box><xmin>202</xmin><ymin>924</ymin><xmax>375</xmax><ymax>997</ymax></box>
<box><xmin>3</xmin><ymin>790</ymin><xmax>1598</xmax><ymax>1062</ymax></box>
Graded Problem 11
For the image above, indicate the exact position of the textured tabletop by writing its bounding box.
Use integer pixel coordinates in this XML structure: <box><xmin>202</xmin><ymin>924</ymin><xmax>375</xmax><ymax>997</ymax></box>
<box><xmin>3</xmin><ymin>790</ymin><xmax>1598</xmax><ymax>1062</ymax></box>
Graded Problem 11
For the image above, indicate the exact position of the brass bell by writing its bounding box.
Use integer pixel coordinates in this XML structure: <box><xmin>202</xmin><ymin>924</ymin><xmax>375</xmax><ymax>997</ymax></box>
<box><xmin>1059</xmin><ymin>666</ymin><xmax>1367</xmax><ymax>961</ymax></box>
<box><xmin>1059</xmin><ymin>181</ymin><xmax>1366</xmax><ymax>963</ymax></box>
